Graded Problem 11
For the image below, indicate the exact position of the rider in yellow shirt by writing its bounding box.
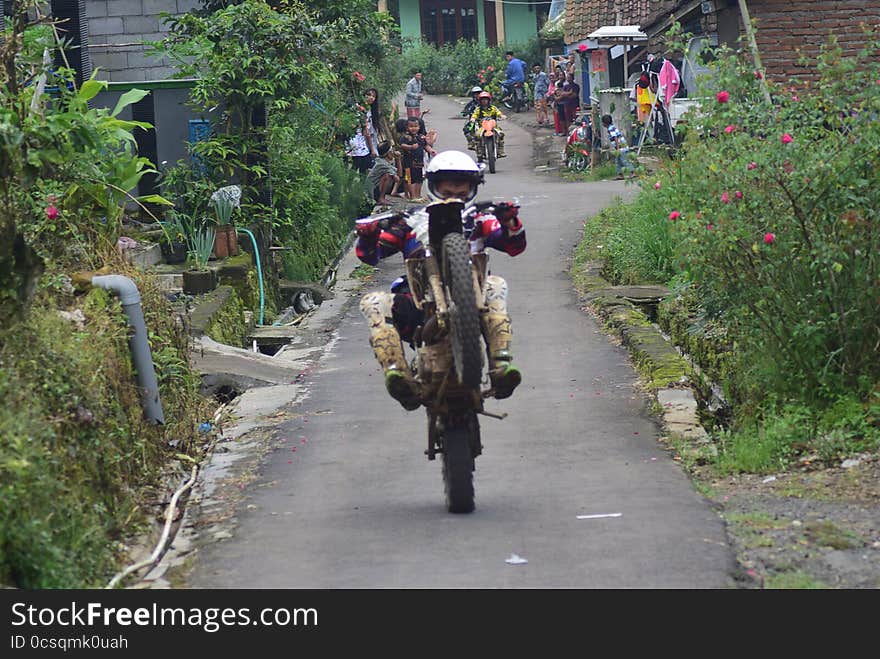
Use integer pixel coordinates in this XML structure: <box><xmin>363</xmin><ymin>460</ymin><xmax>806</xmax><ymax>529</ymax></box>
<box><xmin>470</xmin><ymin>91</ymin><xmax>506</xmax><ymax>160</ymax></box>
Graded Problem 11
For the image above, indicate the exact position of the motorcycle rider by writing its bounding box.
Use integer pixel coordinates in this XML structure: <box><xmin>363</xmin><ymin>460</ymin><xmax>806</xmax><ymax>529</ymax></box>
<box><xmin>470</xmin><ymin>91</ymin><xmax>506</xmax><ymax>161</ymax></box>
<box><xmin>501</xmin><ymin>51</ymin><xmax>527</xmax><ymax>103</ymax></box>
<box><xmin>462</xmin><ymin>86</ymin><xmax>483</xmax><ymax>151</ymax></box>
<box><xmin>356</xmin><ymin>150</ymin><xmax>524</xmax><ymax>410</ymax></box>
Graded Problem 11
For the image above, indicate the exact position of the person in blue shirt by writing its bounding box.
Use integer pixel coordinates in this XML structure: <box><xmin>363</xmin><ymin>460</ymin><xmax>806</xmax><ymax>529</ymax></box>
<box><xmin>501</xmin><ymin>51</ymin><xmax>527</xmax><ymax>101</ymax></box>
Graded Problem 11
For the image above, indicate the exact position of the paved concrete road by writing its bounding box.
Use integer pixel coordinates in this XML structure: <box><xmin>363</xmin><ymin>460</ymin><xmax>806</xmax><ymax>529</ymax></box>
<box><xmin>188</xmin><ymin>95</ymin><xmax>737</xmax><ymax>588</ymax></box>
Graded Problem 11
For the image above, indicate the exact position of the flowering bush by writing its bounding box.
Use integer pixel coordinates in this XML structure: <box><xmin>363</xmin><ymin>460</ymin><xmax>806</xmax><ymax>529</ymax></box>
<box><xmin>651</xmin><ymin>31</ymin><xmax>880</xmax><ymax>410</ymax></box>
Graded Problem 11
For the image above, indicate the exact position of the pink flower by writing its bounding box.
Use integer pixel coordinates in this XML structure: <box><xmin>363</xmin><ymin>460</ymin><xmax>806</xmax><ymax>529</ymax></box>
<box><xmin>578</xmin><ymin>43</ymin><xmax>588</xmax><ymax>52</ymax></box>
<box><xmin>487</xmin><ymin>65</ymin><xmax>494</xmax><ymax>71</ymax></box>
<box><xmin>754</xmin><ymin>70</ymin><xmax>763</xmax><ymax>80</ymax></box>
<box><xmin>45</xmin><ymin>205</ymin><xmax>59</xmax><ymax>220</ymax></box>
<box><xmin>724</xmin><ymin>124</ymin><xmax>736</xmax><ymax>134</ymax></box>
<box><xmin>706</xmin><ymin>224</ymin><xmax>714</xmax><ymax>231</ymax></box>
<box><xmin>781</xmin><ymin>133</ymin><xmax>793</xmax><ymax>144</ymax></box>
<box><xmin>764</xmin><ymin>232</ymin><xmax>776</xmax><ymax>244</ymax></box>
<box><xmin>747</xmin><ymin>161</ymin><xmax>758</xmax><ymax>170</ymax></box>
<box><xmin>654</xmin><ymin>181</ymin><xmax>661</xmax><ymax>190</ymax></box>
<box><xmin>735</xmin><ymin>190</ymin><xmax>743</xmax><ymax>200</ymax></box>
<box><xmin>352</xmin><ymin>71</ymin><xmax>365</xmax><ymax>82</ymax></box>
<box><xmin>721</xmin><ymin>192</ymin><xmax>731</xmax><ymax>204</ymax></box>
<box><xmin>669</xmin><ymin>211</ymin><xmax>680</xmax><ymax>221</ymax></box>
<box><xmin>716</xmin><ymin>90</ymin><xmax>730</xmax><ymax>103</ymax></box>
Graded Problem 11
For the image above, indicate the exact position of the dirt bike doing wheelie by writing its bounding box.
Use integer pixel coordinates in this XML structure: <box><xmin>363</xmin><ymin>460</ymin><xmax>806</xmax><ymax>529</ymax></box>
<box><xmin>356</xmin><ymin>200</ymin><xmax>503</xmax><ymax>513</ymax></box>
<box><xmin>477</xmin><ymin>118</ymin><xmax>499</xmax><ymax>174</ymax></box>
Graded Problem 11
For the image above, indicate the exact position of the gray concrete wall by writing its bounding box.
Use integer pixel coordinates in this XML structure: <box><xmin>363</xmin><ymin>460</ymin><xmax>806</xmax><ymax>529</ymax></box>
<box><xmin>87</xmin><ymin>0</ymin><xmax>202</xmax><ymax>82</ymax></box>
<box><xmin>94</xmin><ymin>85</ymin><xmax>204</xmax><ymax>176</ymax></box>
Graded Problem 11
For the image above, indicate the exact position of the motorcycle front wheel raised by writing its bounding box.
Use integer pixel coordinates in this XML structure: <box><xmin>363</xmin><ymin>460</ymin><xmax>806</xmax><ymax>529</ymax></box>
<box><xmin>441</xmin><ymin>414</ymin><xmax>477</xmax><ymax>513</ymax></box>
<box><xmin>441</xmin><ymin>232</ymin><xmax>483</xmax><ymax>389</ymax></box>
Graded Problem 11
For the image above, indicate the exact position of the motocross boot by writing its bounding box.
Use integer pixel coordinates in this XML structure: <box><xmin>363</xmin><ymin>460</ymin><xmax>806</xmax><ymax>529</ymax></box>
<box><xmin>360</xmin><ymin>292</ymin><xmax>421</xmax><ymax>410</ymax></box>
<box><xmin>371</xmin><ymin>326</ymin><xmax>421</xmax><ymax>410</ymax></box>
<box><xmin>496</xmin><ymin>134</ymin><xmax>507</xmax><ymax>158</ymax></box>
<box><xmin>483</xmin><ymin>312</ymin><xmax>521</xmax><ymax>399</ymax></box>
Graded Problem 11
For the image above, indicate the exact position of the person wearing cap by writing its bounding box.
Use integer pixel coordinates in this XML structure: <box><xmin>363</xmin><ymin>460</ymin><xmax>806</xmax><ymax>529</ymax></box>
<box><xmin>355</xmin><ymin>150</ymin><xmax>525</xmax><ymax>409</ymax></box>
<box><xmin>364</xmin><ymin>141</ymin><xmax>399</xmax><ymax>206</ymax></box>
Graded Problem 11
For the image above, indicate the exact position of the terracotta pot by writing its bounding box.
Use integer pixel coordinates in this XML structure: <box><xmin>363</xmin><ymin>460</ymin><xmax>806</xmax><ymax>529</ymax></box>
<box><xmin>212</xmin><ymin>224</ymin><xmax>239</xmax><ymax>259</ymax></box>
<box><xmin>226</xmin><ymin>225</ymin><xmax>239</xmax><ymax>257</ymax></box>
<box><xmin>212</xmin><ymin>226</ymin><xmax>229</xmax><ymax>259</ymax></box>
<box><xmin>183</xmin><ymin>269</ymin><xmax>217</xmax><ymax>295</ymax></box>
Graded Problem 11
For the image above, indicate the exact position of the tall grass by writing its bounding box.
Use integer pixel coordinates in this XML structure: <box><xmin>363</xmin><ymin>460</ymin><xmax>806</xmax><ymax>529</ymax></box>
<box><xmin>586</xmin><ymin>196</ymin><xmax>676</xmax><ymax>285</ymax></box>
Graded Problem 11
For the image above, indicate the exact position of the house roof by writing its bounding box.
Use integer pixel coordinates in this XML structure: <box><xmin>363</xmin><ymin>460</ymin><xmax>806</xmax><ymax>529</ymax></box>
<box><xmin>564</xmin><ymin>0</ymin><xmax>680</xmax><ymax>44</ymax></box>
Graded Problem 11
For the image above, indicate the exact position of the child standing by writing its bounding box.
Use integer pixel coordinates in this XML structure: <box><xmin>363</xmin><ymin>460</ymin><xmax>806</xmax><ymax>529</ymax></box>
<box><xmin>398</xmin><ymin>116</ymin><xmax>436</xmax><ymax>200</ymax></box>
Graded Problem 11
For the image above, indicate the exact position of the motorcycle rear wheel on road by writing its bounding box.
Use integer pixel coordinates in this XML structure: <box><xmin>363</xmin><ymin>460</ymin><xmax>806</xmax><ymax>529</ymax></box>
<box><xmin>440</xmin><ymin>414</ymin><xmax>477</xmax><ymax>513</ymax></box>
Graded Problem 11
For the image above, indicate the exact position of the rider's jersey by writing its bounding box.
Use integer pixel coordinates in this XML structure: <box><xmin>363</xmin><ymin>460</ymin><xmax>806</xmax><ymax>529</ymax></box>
<box><xmin>356</xmin><ymin>204</ymin><xmax>526</xmax><ymax>266</ymax></box>
<box><xmin>470</xmin><ymin>105</ymin><xmax>503</xmax><ymax>123</ymax></box>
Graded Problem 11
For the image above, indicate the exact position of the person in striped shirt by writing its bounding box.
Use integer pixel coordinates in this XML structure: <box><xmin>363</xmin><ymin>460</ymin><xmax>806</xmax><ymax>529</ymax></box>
<box><xmin>601</xmin><ymin>114</ymin><xmax>636</xmax><ymax>179</ymax></box>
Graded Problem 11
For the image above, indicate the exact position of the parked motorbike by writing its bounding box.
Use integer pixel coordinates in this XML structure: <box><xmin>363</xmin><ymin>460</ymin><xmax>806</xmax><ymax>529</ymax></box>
<box><xmin>565</xmin><ymin>117</ymin><xmax>593</xmax><ymax>171</ymax></box>
<box><xmin>502</xmin><ymin>82</ymin><xmax>527</xmax><ymax>113</ymax></box>
<box><xmin>477</xmin><ymin>117</ymin><xmax>499</xmax><ymax>174</ymax></box>
<box><xmin>355</xmin><ymin>200</ymin><xmax>503</xmax><ymax>513</ymax></box>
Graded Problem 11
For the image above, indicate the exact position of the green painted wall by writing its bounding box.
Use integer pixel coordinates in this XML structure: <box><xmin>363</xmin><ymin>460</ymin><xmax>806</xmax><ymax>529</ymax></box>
<box><xmin>477</xmin><ymin>0</ymin><xmax>486</xmax><ymax>44</ymax></box>
<box><xmin>397</xmin><ymin>0</ymin><xmax>537</xmax><ymax>48</ymax></box>
<box><xmin>399</xmin><ymin>0</ymin><xmax>421</xmax><ymax>45</ymax></box>
<box><xmin>503</xmin><ymin>4</ymin><xmax>538</xmax><ymax>45</ymax></box>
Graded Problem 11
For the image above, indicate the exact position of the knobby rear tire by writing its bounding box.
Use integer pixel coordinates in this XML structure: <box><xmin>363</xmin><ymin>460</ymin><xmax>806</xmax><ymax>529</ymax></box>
<box><xmin>441</xmin><ymin>232</ymin><xmax>483</xmax><ymax>389</ymax></box>
<box><xmin>442</xmin><ymin>416</ymin><xmax>476</xmax><ymax>513</ymax></box>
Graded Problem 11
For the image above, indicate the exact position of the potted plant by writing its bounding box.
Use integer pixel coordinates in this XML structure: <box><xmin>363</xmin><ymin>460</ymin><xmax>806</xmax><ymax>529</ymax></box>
<box><xmin>158</xmin><ymin>211</ymin><xmax>188</xmax><ymax>264</ymax></box>
<box><xmin>182</xmin><ymin>225</ymin><xmax>218</xmax><ymax>295</ymax></box>
<box><xmin>209</xmin><ymin>185</ymin><xmax>241</xmax><ymax>259</ymax></box>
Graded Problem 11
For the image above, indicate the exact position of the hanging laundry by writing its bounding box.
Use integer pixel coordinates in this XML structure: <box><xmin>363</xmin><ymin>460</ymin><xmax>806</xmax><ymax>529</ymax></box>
<box><xmin>658</xmin><ymin>58</ymin><xmax>681</xmax><ymax>108</ymax></box>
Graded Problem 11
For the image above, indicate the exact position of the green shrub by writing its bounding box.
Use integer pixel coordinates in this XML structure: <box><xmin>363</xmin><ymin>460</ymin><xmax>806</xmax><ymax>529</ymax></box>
<box><xmin>0</xmin><ymin>263</ymin><xmax>206</xmax><ymax>587</ymax></box>
<box><xmin>402</xmin><ymin>38</ymin><xmax>544</xmax><ymax>96</ymax></box>
<box><xmin>637</xmin><ymin>31</ymin><xmax>880</xmax><ymax>409</ymax></box>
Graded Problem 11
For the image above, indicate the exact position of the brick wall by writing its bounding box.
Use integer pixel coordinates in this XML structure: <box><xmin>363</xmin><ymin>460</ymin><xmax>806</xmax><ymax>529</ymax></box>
<box><xmin>86</xmin><ymin>0</ymin><xmax>202</xmax><ymax>81</ymax></box>
<box><xmin>749</xmin><ymin>0</ymin><xmax>880</xmax><ymax>80</ymax></box>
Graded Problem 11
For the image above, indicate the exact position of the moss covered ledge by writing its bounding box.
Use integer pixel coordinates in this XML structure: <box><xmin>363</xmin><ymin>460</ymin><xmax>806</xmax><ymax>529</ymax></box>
<box><xmin>188</xmin><ymin>285</ymin><xmax>248</xmax><ymax>347</ymax></box>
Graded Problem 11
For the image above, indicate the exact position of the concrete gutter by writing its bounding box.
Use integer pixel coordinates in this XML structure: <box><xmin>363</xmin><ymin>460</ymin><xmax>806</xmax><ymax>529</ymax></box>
<box><xmin>574</xmin><ymin>260</ymin><xmax>713</xmax><ymax>454</ymax></box>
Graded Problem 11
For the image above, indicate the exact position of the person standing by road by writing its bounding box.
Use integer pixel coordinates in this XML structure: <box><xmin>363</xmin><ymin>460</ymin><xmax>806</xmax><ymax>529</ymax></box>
<box><xmin>551</xmin><ymin>69</ymin><xmax>567</xmax><ymax>135</ymax></box>
<box><xmin>364</xmin><ymin>87</ymin><xmax>392</xmax><ymax>158</ymax></box>
<box><xmin>558</xmin><ymin>72</ymin><xmax>581</xmax><ymax>128</ymax></box>
<box><xmin>405</xmin><ymin>71</ymin><xmax>423</xmax><ymax>119</ymax></box>
<box><xmin>532</xmin><ymin>63</ymin><xmax>550</xmax><ymax>126</ymax></box>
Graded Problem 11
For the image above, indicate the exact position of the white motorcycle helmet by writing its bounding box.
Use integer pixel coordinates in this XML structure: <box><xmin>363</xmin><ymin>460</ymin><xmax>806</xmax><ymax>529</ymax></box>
<box><xmin>425</xmin><ymin>150</ymin><xmax>485</xmax><ymax>203</ymax></box>
<box><xmin>469</xmin><ymin>86</ymin><xmax>483</xmax><ymax>95</ymax></box>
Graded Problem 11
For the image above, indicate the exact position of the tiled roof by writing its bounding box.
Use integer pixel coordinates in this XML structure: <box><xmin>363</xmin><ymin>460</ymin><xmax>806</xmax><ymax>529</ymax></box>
<box><xmin>564</xmin><ymin>0</ymin><xmax>680</xmax><ymax>44</ymax></box>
